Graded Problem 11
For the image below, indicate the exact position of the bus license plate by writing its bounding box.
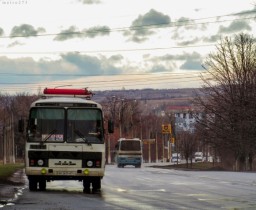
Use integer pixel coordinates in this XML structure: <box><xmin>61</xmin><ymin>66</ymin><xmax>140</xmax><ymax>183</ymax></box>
<box><xmin>56</xmin><ymin>171</ymin><xmax>76</xmax><ymax>175</ymax></box>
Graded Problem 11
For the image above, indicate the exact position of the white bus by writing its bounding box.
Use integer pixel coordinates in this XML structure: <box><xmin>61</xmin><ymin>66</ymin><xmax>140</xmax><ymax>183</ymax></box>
<box><xmin>19</xmin><ymin>88</ymin><xmax>113</xmax><ymax>193</ymax></box>
<box><xmin>114</xmin><ymin>138</ymin><xmax>142</xmax><ymax>168</ymax></box>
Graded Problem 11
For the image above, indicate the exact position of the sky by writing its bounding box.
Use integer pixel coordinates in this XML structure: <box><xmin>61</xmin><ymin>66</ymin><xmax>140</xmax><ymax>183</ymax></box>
<box><xmin>0</xmin><ymin>0</ymin><xmax>255</xmax><ymax>94</ymax></box>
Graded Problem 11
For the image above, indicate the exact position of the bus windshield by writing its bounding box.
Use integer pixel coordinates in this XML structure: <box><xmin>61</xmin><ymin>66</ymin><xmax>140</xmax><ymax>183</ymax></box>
<box><xmin>120</xmin><ymin>140</ymin><xmax>141</xmax><ymax>151</ymax></box>
<box><xmin>28</xmin><ymin>108</ymin><xmax>65</xmax><ymax>142</ymax></box>
<box><xmin>27</xmin><ymin>108</ymin><xmax>103</xmax><ymax>143</ymax></box>
<box><xmin>67</xmin><ymin>108</ymin><xmax>103</xmax><ymax>143</ymax></box>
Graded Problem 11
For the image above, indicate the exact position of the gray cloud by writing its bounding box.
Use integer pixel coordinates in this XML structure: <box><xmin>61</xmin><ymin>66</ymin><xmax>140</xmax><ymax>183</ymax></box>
<box><xmin>54</xmin><ymin>26</ymin><xmax>80</xmax><ymax>41</ymax></box>
<box><xmin>202</xmin><ymin>34</ymin><xmax>221</xmax><ymax>43</ymax></box>
<box><xmin>0</xmin><ymin>52</ymin><xmax>125</xmax><ymax>85</ymax></box>
<box><xmin>148</xmin><ymin>52</ymin><xmax>202</xmax><ymax>62</ymax></box>
<box><xmin>176</xmin><ymin>17</ymin><xmax>198</xmax><ymax>30</ymax></box>
<box><xmin>232</xmin><ymin>8</ymin><xmax>256</xmax><ymax>17</ymax></box>
<box><xmin>180</xmin><ymin>59</ymin><xmax>203</xmax><ymax>70</ymax></box>
<box><xmin>176</xmin><ymin>52</ymin><xmax>202</xmax><ymax>61</ymax></box>
<box><xmin>171</xmin><ymin>16</ymin><xmax>208</xmax><ymax>45</ymax></box>
<box><xmin>54</xmin><ymin>25</ymin><xmax>110</xmax><ymax>41</ymax></box>
<box><xmin>61</xmin><ymin>53</ymin><xmax>122</xmax><ymax>75</ymax></box>
<box><xmin>218</xmin><ymin>20</ymin><xmax>251</xmax><ymax>34</ymax></box>
<box><xmin>180</xmin><ymin>53</ymin><xmax>204</xmax><ymax>70</ymax></box>
<box><xmin>78</xmin><ymin>0</ymin><xmax>101</xmax><ymax>4</ymax></box>
<box><xmin>8</xmin><ymin>41</ymin><xmax>24</xmax><ymax>48</ymax></box>
<box><xmin>0</xmin><ymin>56</ymin><xmax>41</xmax><ymax>84</ymax></box>
<box><xmin>177</xmin><ymin>37</ymin><xmax>200</xmax><ymax>46</ymax></box>
<box><xmin>0</xmin><ymin>28</ymin><xmax>4</xmax><ymax>36</ymax></box>
<box><xmin>124</xmin><ymin>9</ymin><xmax>171</xmax><ymax>43</ymax></box>
<box><xmin>109</xmin><ymin>55</ymin><xmax>124</xmax><ymax>63</ymax></box>
<box><xmin>176</xmin><ymin>17</ymin><xmax>207</xmax><ymax>31</ymax></box>
<box><xmin>149</xmin><ymin>64</ymin><xmax>172</xmax><ymax>73</ymax></box>
<box><xmin>10</xmin><ymin>24</ymin><xmax>45</xmax><ymax>38</ymax></box>
<box><xmin>146</xmin><ymin>52</ymin><xmax>203</xmax><ymax>72</ymax></box>
<box><xmin>82</xmin><ymin>26</ymin><xmax>110</xmax><ymax>38</ymax></box>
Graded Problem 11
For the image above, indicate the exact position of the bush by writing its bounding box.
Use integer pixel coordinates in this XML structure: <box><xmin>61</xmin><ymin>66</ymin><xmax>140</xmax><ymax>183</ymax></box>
<box><xmin>0</xmin><ymin>163</ymin><xmax>24</xmax><ymax>183</ymax></box>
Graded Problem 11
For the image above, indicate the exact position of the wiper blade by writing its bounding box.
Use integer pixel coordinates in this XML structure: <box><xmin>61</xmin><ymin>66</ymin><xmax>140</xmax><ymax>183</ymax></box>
<box><xmin>42</xmin><ymin>129</ymin><xmax>57</xmax><ymax>143</ymax></box>
<box><xmin>74</xmin><ymin>129</ymin><xmax>91</xmax><ymax>145</ymax></box>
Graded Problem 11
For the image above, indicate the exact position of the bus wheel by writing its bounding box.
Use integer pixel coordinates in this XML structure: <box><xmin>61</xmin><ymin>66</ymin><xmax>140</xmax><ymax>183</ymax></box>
<box><xmin>29</xmin><ymin>177</ymin><xmax>38</xmax><ymax>191</ymax></box>
<box><xmin>92</xmin><ymin>178</ymin><xmax>101</xmax><ymax>192</ymax></box>
<box><xmin>39</xmin><ymin>179</ymin><xmax>46</xmax><ymax>191</ymax></box>
<box><xmin>83</xmin><ymin>180</ymin><xmax>91</xmax><ymax>193</ymax></box>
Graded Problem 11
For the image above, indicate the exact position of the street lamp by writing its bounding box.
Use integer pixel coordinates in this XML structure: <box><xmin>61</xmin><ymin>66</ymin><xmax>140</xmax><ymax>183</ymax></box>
<box><xmin>108</xmin><ymin>96</ymin><xmax>117</xmax><ymax>164</ymax></box>
<box><xmin>161</xmin><ymin>111</ymin><xmax>165</xmax><ymax>162</ymax></box>
<box><xmin>119</xmin><ymin>99</ymin><xmax>125</xmax><ymax>138</ymax></box>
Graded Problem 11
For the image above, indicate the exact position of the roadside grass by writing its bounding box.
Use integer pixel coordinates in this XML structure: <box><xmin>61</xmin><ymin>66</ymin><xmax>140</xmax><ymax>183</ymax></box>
<box><xmin>153</xmin><ymin>162</ymin><xmax>224</xmax><ymax>171</ymax></box>
<box><xmin>0</xmin><ymin>163</ymin><xmax>25</xmax><ymax>183</ymax></box>
<box><xmin>173</xmin><ymin>162</ymin><xmax>223</xmax><ymax>170</ymax></box>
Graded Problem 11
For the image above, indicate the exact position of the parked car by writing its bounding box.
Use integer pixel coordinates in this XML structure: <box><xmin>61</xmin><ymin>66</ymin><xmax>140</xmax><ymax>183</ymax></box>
<box><xmin>194</xmin><ymin>152</ymin><xmax>204</xmax><ymax>162</ymax></box>
<box><xmin>171</xmin><ymin>153</ymin><xmax>181</xmax><ymax>163</ymax></box>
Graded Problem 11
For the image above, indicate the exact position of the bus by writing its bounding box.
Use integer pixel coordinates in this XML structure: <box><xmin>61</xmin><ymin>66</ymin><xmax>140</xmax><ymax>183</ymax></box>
<box><xmin>114</xmin><ymin>138</ymin><xmax>142</xmax><ymax>168</ymax></box>
<box><xmin>19</xmin><ymin>88</ymin><xmax>113</xmax><ymax>193</ymax></box>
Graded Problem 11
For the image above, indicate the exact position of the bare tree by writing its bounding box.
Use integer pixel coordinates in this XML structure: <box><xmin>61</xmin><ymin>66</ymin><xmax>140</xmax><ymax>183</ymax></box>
<box><xmin>194</xmin><ymin>33</ymin><xmax>256</xmax><ymax>171</ymax></box>
<box><xmin>178</xmin><ymin>131</ymin><xmax>198</xmax><ymax>168</ymax></box>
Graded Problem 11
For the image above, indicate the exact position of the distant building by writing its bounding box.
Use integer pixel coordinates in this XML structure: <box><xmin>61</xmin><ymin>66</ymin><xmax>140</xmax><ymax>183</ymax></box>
<box><xmin>166</xmin><ymin>106</ymin><xmax>202</xmax><ymax>133</ymax></box>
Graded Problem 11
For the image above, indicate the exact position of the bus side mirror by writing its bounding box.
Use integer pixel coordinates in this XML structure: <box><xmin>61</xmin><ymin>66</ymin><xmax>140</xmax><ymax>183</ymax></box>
<box><xmin>18</xmin><ymin>119</ymin><xmax>24</xmax><ymax>133</ymax></box>
<box><xmin>108</xmin><ymin>120</ymin><xmax>114</xmax><ymax>134</ymax></box>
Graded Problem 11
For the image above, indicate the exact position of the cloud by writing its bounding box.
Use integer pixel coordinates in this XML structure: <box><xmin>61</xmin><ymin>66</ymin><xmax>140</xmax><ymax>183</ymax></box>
<box><xmin>177</xmin><ymin>37</ymin><xmax>200</xmax><ymax>46</ymax></box>
<box><xmin>10</xmin><ymin>24</ymin><xmax>46</xmax><ymax>38</ymax></box>
<box><xmin>0</xmin><ymin>56</ymin><xmax>41</xmax><ymax>84</ymax></box>
<box><xmin>144</xmin><ymin>52</ymin><xmax>204</xmax><ymax>74</ymax></box>
<box><xmin>180</xmin><ymin>59</ymin><xmax>204</xmax><ymax>70</ymax></box>
<box><xmin>54</xmin><ymin>25</ymin><xmax>110</xmax><ymax>41</ymax></box>
<box><xmin>171</xmin><ymin>16</ymin><xmax>208</xmax><ymax>45</ymax></box>
<box><xmin>146</xmin><ymin>52</ymin><xmax>203</xmax><ymax>72</ymax></box>
<box><xmin>8</xmin><ymin>41</ymin><xmax>24</xmax><ymax>48</ymax></box>
<box><xmin>78</xmin><ymin>0</ymin><xmax>101</xmax><ymax>4</ymax></box>
<box><xmin>203</xmin><ymin>34</ymin><xmax>221</xmax><ymax>43</ymax></box>
<box><xmin>0</xmin><ymin>53</ymin><xmax>125</xmax><ymax>86</ymax></box>
<box><xmin>218</xmin><ymin>20</ymin><xmax>252</xmax><ymax>34</ymax></box>
<box><xmin>82</xmin><ymin>26</ymin><xmax>110</xmax><ymax>38</ymax></box>
<box><xmin>0</xmin><ymin>28</ymin><xmax>4</xmax><ymax>36</ymax></box>
<box><xmin>149</xmin><ymin>64</ymin><xmax>175</xmax><ymax>73</ymax></box>
<box><xmin>180</xmin><ymin>53</ymin><xmax>204</xmax><ymax>71</ymax></box>
<box><xmin>124</xmin><ymin>9</ymin><xmax>171</xmax><ymax>43</ymax></box>
<box><xmin>61</xmin><ymin>52</ymin><xmax>122</xmax><ymax>75</ymax></box>
<box><xmin>108</xmin><ymin>55</ymin><xmax>124</xmax><ymax>63</ymax></box>
<box><xmin>176</xmin><ymin>17</ymin><xmax>198</xmax><ymax>30</ymax></box>
<box><xmin>54</xmin><ymin>26</ymin><xmax>80</xmax><ymax>41</ymax></box>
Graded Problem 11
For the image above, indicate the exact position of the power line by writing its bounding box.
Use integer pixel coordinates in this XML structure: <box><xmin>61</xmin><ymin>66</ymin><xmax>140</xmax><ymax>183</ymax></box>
<box><xmin>0</xmin><ymin>12</ymin><xmax>255</xmax><ymax>40</ymax></box>
<box><xmin>0</xmin><ymin>44</ymin><xmax>216</xmax><ymax>54</ymax></box>
<box><xmin>0</xmin><ymin>72</ymin><xmax>212</xmax><ymax>92</ymax></box>
<box><xmin>0</xmin><ymin>16</ymin><xmax>253</xmax><ymax>54</ymax></box>
<box><xmin>0</xmin><ymin>71</ymin><xmax>209</xmax><ymax>77</ymax></box>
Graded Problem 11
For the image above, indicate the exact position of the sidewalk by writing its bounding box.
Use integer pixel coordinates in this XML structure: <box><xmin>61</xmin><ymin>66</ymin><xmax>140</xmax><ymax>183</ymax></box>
<box><xmin>0</xmin><ymin>169</ymin><xmax>26</xmax><ymax>204</ymax></box>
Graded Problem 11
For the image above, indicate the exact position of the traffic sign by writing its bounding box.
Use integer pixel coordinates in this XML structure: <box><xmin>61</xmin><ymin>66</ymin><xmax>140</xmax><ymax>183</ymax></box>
<box><xmin>162</xmin><ymin>124</ymin><xmax>172</xmax><ymax>134</ymax></box>
<box><xmin>143</xmin><ymin>139</ymin><xmax>155</xmax><ymax>144</ymax></box>
<box><xmin>171</xmin><ymin>137</ymin><xmax>175</xmax><ymax>144</ymax></box>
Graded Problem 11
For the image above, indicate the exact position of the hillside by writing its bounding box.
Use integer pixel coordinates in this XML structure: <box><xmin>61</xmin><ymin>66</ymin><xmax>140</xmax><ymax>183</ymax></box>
<box><xmin>93</xmin><ymin>88</ymin><xmax>203</xmax><ymax>102</ymax></box>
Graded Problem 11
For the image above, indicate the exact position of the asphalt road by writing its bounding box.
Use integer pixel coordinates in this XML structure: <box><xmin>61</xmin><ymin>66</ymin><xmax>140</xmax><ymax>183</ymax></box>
<box><xmin>2</xmin><ymin>164</ymin><xmax>256</xmax><ymax>209</ymax></box>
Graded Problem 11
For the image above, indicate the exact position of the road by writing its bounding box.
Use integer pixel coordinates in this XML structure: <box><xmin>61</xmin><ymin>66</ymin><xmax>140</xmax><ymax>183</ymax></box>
<box><xmin>2</xmin><ymin>164</ymin><xmax>256</xmax><ymax>210</ymax></box>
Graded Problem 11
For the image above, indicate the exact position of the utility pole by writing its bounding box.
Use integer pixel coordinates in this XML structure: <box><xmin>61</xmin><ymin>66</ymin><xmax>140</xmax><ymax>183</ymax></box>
<box><xmin>155</xmin><ymin>131</ymin><xmax>158</xmax><ymax>163</ymax></box>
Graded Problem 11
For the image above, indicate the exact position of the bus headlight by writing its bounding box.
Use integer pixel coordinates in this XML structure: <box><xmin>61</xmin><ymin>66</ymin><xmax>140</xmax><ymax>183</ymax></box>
<box><xmin>38</xmin><ymin>159</ymin><xmax>44</xmax><ymax>166</ymax></box>
<box><xmin>87</xmin><ymin>161</ymin><xmax>93</xmax><ymax>167</ymax></box>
